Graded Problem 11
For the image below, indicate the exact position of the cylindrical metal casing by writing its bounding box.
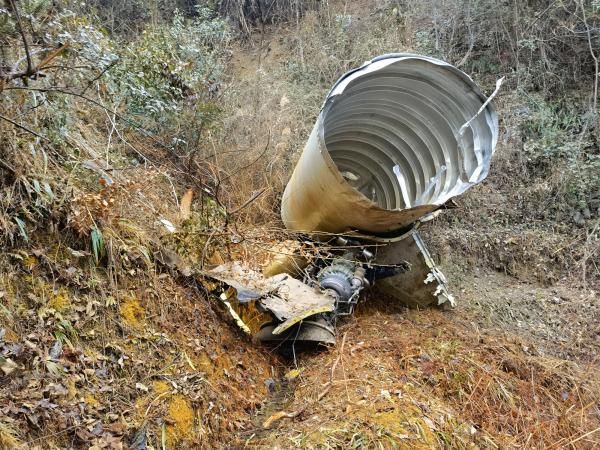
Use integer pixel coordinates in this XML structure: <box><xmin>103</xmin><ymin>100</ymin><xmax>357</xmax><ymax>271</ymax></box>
<box><xmin>281</xmin><ymin>54</ymin><xmax>498</xmax><ymax>235</ymax></box>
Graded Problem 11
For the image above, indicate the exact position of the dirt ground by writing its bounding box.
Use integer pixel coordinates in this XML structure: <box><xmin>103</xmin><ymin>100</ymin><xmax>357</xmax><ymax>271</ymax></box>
<box><xmin>233</xmin><ymin>264</ymin><xmax>600</xmax><ymax>449</ymax></box>
<box><xmin>2</xmin><ymin>3</ymin><xmax>598</xmax><ymax>448</ymax></box>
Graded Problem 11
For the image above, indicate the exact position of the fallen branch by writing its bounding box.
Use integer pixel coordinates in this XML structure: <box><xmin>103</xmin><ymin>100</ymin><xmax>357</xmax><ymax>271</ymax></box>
<box><xmin>0</xmin><ymin>112</ymin><xmax>50</xmax><ymax>141</ymax></box>
<box><xmin>262</xmin><ymin>409</ymin><xmax>304</xmax><ymax>429</ymax></box>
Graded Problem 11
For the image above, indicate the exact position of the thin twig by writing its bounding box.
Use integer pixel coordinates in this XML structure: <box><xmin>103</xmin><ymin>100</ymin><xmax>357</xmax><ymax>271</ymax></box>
<box><xmin>8</xmin><ymin>0</ymin><xmax>33</xmax><ymax>75</ymax></box>
<box><xmin>262</xmin><ymin>331</ymin><xmax>350</xmax><ymax>429</ymax></box>
<box><xmin>579</xmin><ymin>0</ymin><xmax>598</xmax><ymax>111</ymax></box>
<box><xmin>318</xmin><ymin>331</ymin><xmax>348</xmax><ymax>401</ymax></box>
<box><xmin>0</xmin><ymin>112</ymin><xmax>49</xmax><ymax>141</ymax></box>
<box><xmin>0</xmin><ymin>157</ymin><xmax>16</xmax><ymax>174</ymax></box>
<box><xmin>217</xmin><ymin>131</ymin><xmax>271</xmax><ymax>186</ymax></box>
<box><xmin>229</xmin><ymin>188</ymin><xmax>268</xmax><ymax>215</ymax></box>
<box><xmin>4</xmin><ymin>86</ymin><xmax>183</xmax><ymax>154</ymax></box>
<box><xmin>4</xmin><ymin>85</ymin><xmax>216</xmax><ymax>197</ymax></box>
<box><xmin>200</xmin><ymin>229</ymin><xmax>218</xmax><ymax>269</ymax></box>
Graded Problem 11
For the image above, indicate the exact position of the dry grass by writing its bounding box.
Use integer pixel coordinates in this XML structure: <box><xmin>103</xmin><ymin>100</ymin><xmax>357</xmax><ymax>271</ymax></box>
<box><xmin>210</xmin><ymin>0</ymin><xmax>599</xmax><ymax>287</ymax></box>
<box><xmin>240</xmin><ymin>302</ymin><xmax>600</xmax><ymax>449</ymax></box>
<box><xmin>1</xmin><ymin>1</ymin><xmax>598</xmax><ymax>449</ymax></box>
<box><xmin>0</xmin><ymin>232</ymin><xmax>276</xmax><ymax>448</ymax></box>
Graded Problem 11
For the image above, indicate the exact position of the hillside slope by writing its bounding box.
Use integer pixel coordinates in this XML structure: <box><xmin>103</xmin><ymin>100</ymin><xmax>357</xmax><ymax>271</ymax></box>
<box><xmin>1</xmin><ymin>1</ymin><xmax>598</xmax><ymax>449</ymax></box>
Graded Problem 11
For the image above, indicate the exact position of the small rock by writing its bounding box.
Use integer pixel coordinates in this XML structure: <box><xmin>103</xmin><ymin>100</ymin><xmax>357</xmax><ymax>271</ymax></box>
<box><xmin>0</xmin><ymin>357</ymin><xmax>18</xmax><ymax>375</ymax></box>
<box><xmin>264</xmin><ymin>378</ymin><xmax>276</xmax><ymax>393</ymax></box>
<box><xmin>380</xmin><ymin>389</ymin><xmax>392</xmax><ymax>401</ymax></box>
<box><xmin>582</xmin><ymin>207</ymin><xmax>591</xmax><ymax>219</ymax></box>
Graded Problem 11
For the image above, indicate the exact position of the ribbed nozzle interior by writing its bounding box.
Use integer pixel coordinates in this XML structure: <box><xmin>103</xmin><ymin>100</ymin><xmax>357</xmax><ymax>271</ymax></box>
<box><xmin>323</xmin><ymin>59</ymin><xmax>494</xmax><ymax>210</ymax></box>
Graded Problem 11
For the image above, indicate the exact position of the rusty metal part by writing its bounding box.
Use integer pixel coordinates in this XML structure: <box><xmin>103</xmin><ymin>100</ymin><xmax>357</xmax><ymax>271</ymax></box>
<box><xmin>262</xmin><ymin>240</ymin><xmax>309</xmax><ymax>277</ymax></box>
<box><xmin>374</xmin><ymin>232</ymin><xmax>454</xmax><ymax>308</ymax></box>
<box><xmin>281</xmin><ymin>53</ymin><xmax>498</xmax><ymax>235</ymax></box>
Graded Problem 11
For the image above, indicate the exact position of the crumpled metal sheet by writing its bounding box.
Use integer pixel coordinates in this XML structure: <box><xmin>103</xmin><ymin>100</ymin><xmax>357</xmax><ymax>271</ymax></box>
<box><xmin>260</xmin><ymin>277</ymin><xmax>334</xmax><ymax>322</ymax></box>
<box><xmin>205</xmin><ymin>262</ymin><xmax>276</xmax><ymax>302</ymax></box>
<box><xmin>374</xmin><ymin>232</ymin><xmax>454</xmax><ymax>308</ymax></box>
<box><xmin>204</xmin><ymin>262</ymin><xmax>335</xmax><ymax>324</ymax></box>
<box><xmin>281</xmin><ymin>53</ymin><xmax>498</xmax><ymax>235</ymax></box>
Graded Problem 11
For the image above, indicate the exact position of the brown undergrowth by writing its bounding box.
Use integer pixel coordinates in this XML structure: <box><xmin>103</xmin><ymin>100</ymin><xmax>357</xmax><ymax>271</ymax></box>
<box><xmin>0</xmin><ymin>240</ymin><xmax>275</xmax><ymax>448</ymax></box>
<box><xmin>240</xmin><ymin>292</ymin><xmax>600</xmax><ymax>449</ymax></box>
<box><xmin>210</xmin><ymin>0</ymin><xmax>599</xmax><ymax>288</ymax></box>
<box><xmin>1</xmin><ymin>1</ymin><xmax>599</xmax><ymax>449</ymax></box>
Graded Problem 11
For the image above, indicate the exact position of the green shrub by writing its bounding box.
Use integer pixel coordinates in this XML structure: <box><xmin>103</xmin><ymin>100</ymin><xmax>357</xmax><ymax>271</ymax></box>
<box><xmin>0</xmin><ymin>3</ymin><xmax>230</xmax><ymax>244</ymax></box>
<box><xmin>110</xmin><ymin>7</ymin><xmax>230</xmax><ymax>129</ymax></box>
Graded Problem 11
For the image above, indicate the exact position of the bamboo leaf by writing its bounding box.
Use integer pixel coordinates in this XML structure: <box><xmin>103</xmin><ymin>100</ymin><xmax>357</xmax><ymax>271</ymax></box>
<box><xmin>14</xmin><ymin>217</ymin><xmax>28</xmax><ymax>242</ymax></box>
<box><xmin>91</xmin><ymin>227</ymin><xmax>104</xmax><ymax>264</ymax></box>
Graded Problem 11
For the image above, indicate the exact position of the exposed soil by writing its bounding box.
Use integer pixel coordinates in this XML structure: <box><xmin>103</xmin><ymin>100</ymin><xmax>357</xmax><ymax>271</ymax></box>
<box><xmin>234</xmin><ymin>264</ymin><xmax>600</xmax><ymax>449</ymax></box>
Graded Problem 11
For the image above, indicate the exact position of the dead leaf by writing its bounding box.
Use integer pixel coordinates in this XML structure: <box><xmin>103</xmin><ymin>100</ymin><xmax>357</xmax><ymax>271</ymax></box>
<box><xmin>262</xmin><ymin>410</ymin><xmax>302</xmax><ymax>428</ymax></box>
<box><xmin>0</xmin><ymin>357</ymin><xmax>18</xmax><ymax>375</ymax></box>
<box><xmin>68</xmin><ymin>248</ymin><xmax>90</xmax><ymax>258</ymax></box>
<box><xmin>45</xmin><ymin>360</ymin><xmax>63</xmax><ymax>376</ymax></box>
<box><xmin>179</xmin><ymin>189</ymin><xmax>193</xmax><ymax>220</ymax></box>
<box><xmin>129</xmin><ymin>423</ymin><xmax>147</xmax><ymax>450</ymax></box>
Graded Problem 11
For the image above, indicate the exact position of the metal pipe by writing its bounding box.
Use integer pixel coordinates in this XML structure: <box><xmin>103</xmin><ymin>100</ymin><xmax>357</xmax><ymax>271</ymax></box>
<box><xmin>281</xmin><ymin>53</ymin><xmax>498</xmax><ymax>236</ymax></box>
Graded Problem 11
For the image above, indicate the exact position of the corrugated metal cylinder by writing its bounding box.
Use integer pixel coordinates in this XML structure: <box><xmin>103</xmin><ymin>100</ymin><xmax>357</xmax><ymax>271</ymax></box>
<box><xmin>281</xmin><ymin>54</ymin><xmax>498</xmax><ymax>236</ymax></box>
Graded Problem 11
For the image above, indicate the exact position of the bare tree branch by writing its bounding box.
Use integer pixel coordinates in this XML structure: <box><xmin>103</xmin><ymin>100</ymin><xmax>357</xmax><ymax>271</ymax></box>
<box><xmin>579</xmin><ymin>0</ymin><xmax>599</xmax><ymax>112</ymax></box>
<box><xmin>0</xmin><ymin>112</ymin><xmax>49</xmax><ymax>141</ymax></box>
<box><xmin>7</xmin><ymin>0</ymin><xmax>33</xmax><ymax>76</ymax></box>
<box><xmin>2</xmin><ymin>85</ymin><xmax>218</xmax><ymax>199</ymax></box>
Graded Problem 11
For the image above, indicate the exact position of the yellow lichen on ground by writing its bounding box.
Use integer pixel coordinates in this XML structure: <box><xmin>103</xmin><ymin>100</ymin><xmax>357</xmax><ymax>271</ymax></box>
<box><xmin>195</xmin><ymin>352</ymin><xmax>215</xmax><ymax>378</ymax></box>
<box><xmin>48</xmin><ymin>292</ymin><xmax>70</xmax><ymax>311</ymax></box>
<box><xmin>345</xmin><ymin>400</ymin><xmax>439</xmax><ymax>448</ymax></box>
<box><xmin>410</xmin><ymin>418</ymin><xmax>441</xmax><ymax>448</ymax></box>
<box><xmin>120</xmin><ymin>296</ymin><xmax>144</xmax><ymax>327</ymax></box>
<box><xmin>84</xmin><ymin>393</ymin><xmax>99</xmax><ymax>408</ymax></box>
<box><xmin>0</xmin><ymin>422</ymin><xmax>21</xmax><ymax>449</ymax></box>
<box><xmin>66</xmin><ymin>377</ymin><xmax>78</xmax><ymax>400</ymax></box>
<box><xmin>166</xmin><ymin>395</ymin><xmax>195</xmax><ymax>446</ymax></box>
<box><xmin>372</xmin><ymin>409</ymin><xmax>411</xmax><ymax>435</ymax></box>
<box><xmin>134</xmin><ymin>397</ymin><xmax>149</xmax><ymax>418</ymax></box>
<box><xmin>133</xmin><ymin>383</ymin><xmax>168</xmax><ymax>420</ymax></box>
<box><xmin>22</xmin><ymin>255</ymin><xmax>38</xmax><ymax>270</ymax></box>
<box><xmin>1</xmin><ymin>328</ymin><xmax>19</xmax><ymax>342</ymax></box>
<box><xmin>153</xmin><ymin>380</ymin><xmax>171</xmax><ymax>395</ymax></box>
